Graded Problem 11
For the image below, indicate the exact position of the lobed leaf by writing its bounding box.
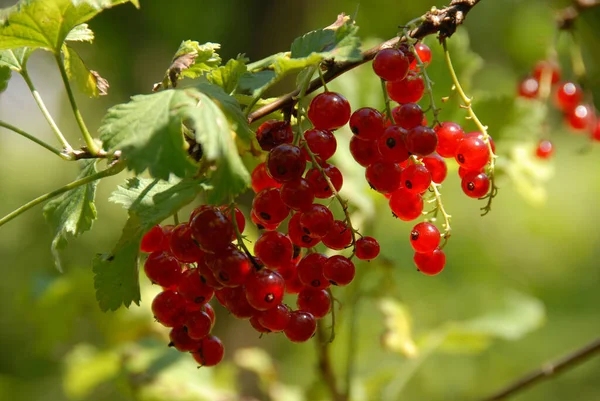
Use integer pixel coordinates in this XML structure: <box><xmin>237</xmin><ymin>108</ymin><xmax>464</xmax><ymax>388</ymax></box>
<box><xmin>206</xmin><ymin>56</ymin><xmax>248</xmax><ymax>94</ymax></box>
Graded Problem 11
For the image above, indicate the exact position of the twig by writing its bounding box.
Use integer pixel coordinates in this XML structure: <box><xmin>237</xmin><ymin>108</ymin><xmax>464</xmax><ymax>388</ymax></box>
<box><xmin>557</xmin><ymin>0</ymin><xmax>600</xmax><ymax>30</ymax></box>
<box><xmin>0</xmin><ymin>120</ymin><xmax>67</xmax><ymax>158</ymax></box>
<box><xmin>316</xmin><ymin>321</ymin><xmax>345</xmax><ymax>401</ymax></box>
<box><xmin>481</xmin><ymin>337</ymin><xmax>600</xmax><ymax>401</ymax></box>
<box><xmin>246</xmin><ymin>0</ymin><xmax>484</xmax><ymax>124</ymax></box>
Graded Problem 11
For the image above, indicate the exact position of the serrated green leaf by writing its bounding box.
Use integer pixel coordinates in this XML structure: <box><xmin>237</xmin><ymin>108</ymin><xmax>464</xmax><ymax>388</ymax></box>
<box><xmin>0</xmin><ymin>0</ymin><xmax>138</xmax><ymax>53</ymax></box>
<box><xmin>155</xmin><ymin>41</ymin><xmax>221</xmax><ymax>90</ymax></box>
<box><xmin>95</xmin><ymin>177</ymin><xmax>203</xmax><ymax>311</ymax></box>
<box><xmin>206</xmin><ymin>56</ymin><xmax>248</xmax><ymax>94</ymax></box>
<box><xmin>65</xmin><ymin>23</ymin><xmax>94</xmax><ymax>42</ymax></box>
<box><xmin>63</xmin><ymin>44</ymin><xmax>108</xmax><ymax>97</ymax></box>
<box><xmin>43</xmin><ymin>160</ymin><xmax>99</xmax><ymax>272</ymax></box>
<box><xmin>0</xmin><ymin>47</ymin><xmax>32</xmax><ymax>72</ymax></box>
<box><xmin>237</xmin><ymin>70</ymin><xmax>277</xmax><ymax>97</ymax></box>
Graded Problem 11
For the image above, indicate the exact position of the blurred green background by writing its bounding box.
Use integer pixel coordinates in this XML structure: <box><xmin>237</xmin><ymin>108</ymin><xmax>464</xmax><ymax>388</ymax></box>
<box><xmin>1</xmin><ymin>0</ymin><xmax>600</xmax><ymax>400</ymax></box>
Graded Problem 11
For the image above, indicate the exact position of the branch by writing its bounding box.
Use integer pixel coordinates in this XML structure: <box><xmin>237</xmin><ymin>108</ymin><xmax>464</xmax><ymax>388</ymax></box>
<box><xmin>316</xmin><ymin>321</ymin><xmax>345</xmax><ymax>401</ymax></box>
<box><xmin>481</xmin><ymin>337</ymin><xmax>600</xmax><ymax>401</ymax></box>
<box><xmin>558</xmin><ymin>0</ymin><xmax>600</xmax><ymax>30</ymax></box>
<box><xmin>246</xmin><ymin>0</ymin><xmax>484</xmax><ymax>124</ymax></box>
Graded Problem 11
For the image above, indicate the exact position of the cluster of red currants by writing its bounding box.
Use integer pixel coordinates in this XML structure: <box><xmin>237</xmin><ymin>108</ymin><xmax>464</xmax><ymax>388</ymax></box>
<box><xmin>518</xmin><ymin>60</ymin><xmax>600</xmax><ymax>158</ymax></box>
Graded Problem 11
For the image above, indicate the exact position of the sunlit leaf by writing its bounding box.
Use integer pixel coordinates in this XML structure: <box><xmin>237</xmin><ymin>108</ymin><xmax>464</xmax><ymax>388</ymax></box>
<box><xmin>379</xmin><ymin>298</ymin><xmax>418</xmax><ymax>358</ymax></box>
<box><xmin>63</xmin><ymin>44</ymin><xmax>108</xmax><ymax>97</ymax></box>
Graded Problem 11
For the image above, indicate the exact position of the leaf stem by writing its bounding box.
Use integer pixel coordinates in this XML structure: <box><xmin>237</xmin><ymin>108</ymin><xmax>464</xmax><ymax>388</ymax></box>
<box><xmin>0</xmin><ymin>161</ymin><xmax>125</xmax><ymax>228</ymax></box>
<box><xmin>381</xmin><ymin>78</ymin><xmax>393</xmax><ymax>121</ymax></box>
<box><xmin>54</xmin><ymin>52</ymin><xmax>101</xmax><ymax>155</ymax></box>
<box><xmin>21</xmin><ymin>67</ymin><xmax>73</xmax><ymax>153</ymax></box>
<box><xmin>0</xmin><ymin>120</ymin><xmax>69</xmax><ymax>159</ymax></box>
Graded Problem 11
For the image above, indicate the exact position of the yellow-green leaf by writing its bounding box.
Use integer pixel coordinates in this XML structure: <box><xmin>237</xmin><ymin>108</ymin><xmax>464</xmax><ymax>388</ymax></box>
<box><xmin>63</xmin><ymin>44</ymin><xmax>108</xmax><ymax>97</ymax></box>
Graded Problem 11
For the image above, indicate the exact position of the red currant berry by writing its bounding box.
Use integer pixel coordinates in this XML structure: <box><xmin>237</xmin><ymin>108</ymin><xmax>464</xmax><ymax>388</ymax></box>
<box><xmin>373</xmin><ymin>48</ymin><xmax>410</xmax><ymax>81</ymax></box>
<box><xmin>349</xmin><ymin>136</ymin><xmax>382</xmax><ymax>167</ymax></box>
<box><xmin>410</xmin><ymin>222</ymin><xmax>441</xmax><ymax>253</ymax></box>
<box><xmin>414</xmin><ymin>248</ymin><xmax>446</xmax><ymax>276</ymax></box>
<box><xmin>377</xmin><ymin>125</ymin><xmax>410</xmax><ymax>163</ymax></box>
<box><xmin>305</xmin><ymin>164</ymin><xmax>343</xmax><ymax>199</ymax></box>
<box><xmin>221</xmin><ymin>206</ymin><xmax>246</xmax><ymax>234</ymax></box>
<box><xmin>389</xmin><ymin>188</ymin><xmax>424</xmax><ymax>221</ymax></box>
<box><xmin>401</xmin><ymin>163</ymin><xmax>432</xmax><ymax>193</ymax></box>
<box><xmin>536</xmin><ymin>139</ymin><xmax>554</xmax><ymax>159</ymax></box>
<box><xmin>288</xmin><ymin>212</ymin><xmax>321</xmax><ymax>248</ymax></box>
<box><xmin>410</xmin><ymin>42</ymin><xmax>432</xmax><ymax>69</ymax></box>
<box><xmin>435</xmin><ymin>122</ymin><xmax>465</xmax><ymax>158</ymax></box>
<box><xmin>249</xmin><ymin>315</ymin><xmax>271</xmax><ymax>333</ymax></box>
<box><xmin>152</xmin><ymin>290</ymin><xmax>187</xmax><ymax>327</ymax></box>
<box><xmin>300</xmin><ymin>204</ymin><xmax>334</xmax><ymax>239</ymax></box>
<box><xmin>349</xmin><ymin>107</ymin><xmax>386</xmax><ymax>140</ymax></box>
<box><xmin>308</xmin><ymin>92</ymin><xmax>351</xmax><ymax>131</ymax></box>
<box><xmin>297</xmin><ymin>288</ymin><xmax>331</xmax><ymax>319</ymax></box>
<box><xmin>169</xmin><ymin>326</ymin><xmax>201</xmax><ymax>352</ymax></box>
<box><xmin>518</xmin><ymin>76</ymin><xmax>539</xmax><ymax>99</ymax></box>
<box><xmin>297</xmin><ymin>253</ymin><xmax>329</xmax><ymax>290</ymax></box>
<box><xmin>212</xmin><ymin>246</ymin><xmax>252</xmax><ymax>288</ymax></box>
<box><xmin>405</xmin><ymin>125</ymin><xmax>438</xmax><ymax>157</ymax></box>
<box><xmin>392</xmin><ymin>103</ymin><xmax>424</xmax><ymax>129</ymax></box>
<box><xmin>355</xmin><ymin>236</ymin><xmax>380</xmax><ymax>261</ymax></box>
<box><xmin>398</xmin><ymin>43</ymin><xmax>416</xmax><ymax>65</ymax></box>
<box><xmin>458</xmin><ymin>166</ymin><xmax>482</xmax><ymax>179</ymax></box>
<box><xmin>555</xmin><ymin>81</ymin><xmax>583</xmax><ymax>112</ymax></box>
<box><xmin>141</xmin><ymin>225</ymin><xmax>167</xmax><ymax>253</ymax></box>
<box><xmin>323</xmin><ymin>255</ymin><xmax>355</xmax><ymax>286</ymax></box>
<box><xmin>184</xmin><ymin>309</ymin><xmax>212</xmax><ymax>340</ymax></box>
<box><xmin>267</xmin><ymin>144</ymin><xmax>306</xmax><ymax>183</ymax></box>
<box><xmin>280</xmin><ymin>178</ymin><xmax>315</xmax><ymax>212</ymax></box>
<box><xmin>256</xmin><ymin>120</ymin><xmax>293</xmax><ymax>151</ymax></box>
<box><xmin>322</xmin><ymin>220</ymin><xmax>352</xmax><ymax>250</ymax></box>
<box><xmin>197</xmin><ymin>258</ymin><xmax>223</xmax><ymax>290</ymax></box>
<box><xmin>190</xmin><ymin>207</ymin><xmax>234</xmax><ymax>253</ymax></box>
<box><xmin>567</xmin><ymin>104</ymin><xmax>595</xmax><ymax>131</ymax></box>
<box><xmin>170</xmin><ymin>223</ymin><xmax>203</xmax><ymax>263</ymax></box>
<box><xmin>144</xmin><ymin>251</ymin><xmax>183</xmax><ymax>288</ymax></box>
<box><xmin>258</xmin><ymin>303</ymin><xmax>291</xmax><ymax>332</ymax></box>
<box><xmin>533</xmin><ymin>60</ymin><xmax>560</xmax><ymax>85</ymax></box>
<box><xmin>245</xmin><ymin>269</ymin><xmax>285</xmax><ymax>310</ymax></box>
<box><xmin>284</xmin><ymin>311</ymin><xmax>317</xmax><ymax>342</ymax></box>
<box><xmin>365</xmin><ymin>161</ymin><xmax>402</xmax><ymax>194</ymax></box>
<box><xmin>178</xmin><ymin>269</ymin><xmax>214</xmax><ymax>305</ymax></box>
<box><xmin>254</xmin><ymin>231</ymin><xmax>293</xmax><ymax>268</ymax></box>
<box><xmin>303</xmin><ymin>129</ymin><xmax>337</xmax><ymax>161</ymax></box>
<box><xmin>252</xmin><ymin>188</ymin><xmax>289</xmax><ymax>226</ymax></box>
<box><xmin>386</xmin><ymin>72</ymin><xmax>424</xmax><ymax>104</ymax></box>
<box><xmin>221</xmin><ymin>286</ymin><xmax>258</xmax><ymax>319</ymax></box>
<box><xmin>461</xmin><ymin>171</ymin><xmax>490</xmax><ymax>198</ymax></box>
<box><xmin>192</xmin><ymin>335</ymin><xmax>224</xmax><ymax>367</ymax></box>
<box><xmin>203</xmin><ymin>303</ymin><xmax>216</xmax><ymax>327</ymax></box>
<box><xmin>251</xmin><ymin>162</ymin><xmax>281</xmax><ymax>193</ymax></box>
<box><xmin>251</xmin><ymin>209</ymin><xmax>280</xmax><ymax>231</ymax></box>
<box><xmin>422</xmin><ymin>154</ymin><xmax>447</xmax><ymax>184</ymax></box>
<box><xmin>593</xmin><ymin>120</ymin><xmax>600</xmax><ymax>142</ymax></box>
<box><xmin>455</xmin><ymin>136</ymin><xmax>490</xmax><ymax>171</ymax></box>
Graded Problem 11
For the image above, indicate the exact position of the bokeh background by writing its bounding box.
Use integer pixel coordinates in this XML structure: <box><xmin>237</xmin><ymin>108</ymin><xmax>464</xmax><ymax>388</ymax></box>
<box><xmin>1</xmin><ymin>0</ymin><xmax>600</xmax><ymax>400</ymax></box>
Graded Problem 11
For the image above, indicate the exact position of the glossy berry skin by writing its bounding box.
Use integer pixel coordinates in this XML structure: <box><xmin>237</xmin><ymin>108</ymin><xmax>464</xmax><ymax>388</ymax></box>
<box><xmin>414</xmin><ymin>248</ymin><xmax>446</xmax><ymax>276</ymax></box>
<box><xmin>518</xmin><ymin>76</ymin><xmax>539</xmax><ymax>99</ymax></box>
<box><xmin>267</xmin><ymin>144</ymin><xmax>306</xmax><ymax>183</ymax></box>
<box><xmin>410</xmin><ymin>222</ymin><xmax>441</xmax><ymax>253</ymax></box>
<box><xmin>461</xmin><ymin>171</ymin><xmax>490</xmax><ymax>198</ymax></box>
<box><xmin>221</xmin><ymin>286</ymin><xmax>258</xmax><ymax>319</ymax></box>
<box><xmin>422</xmin><ymin>154</ymin><xmax>448</xmax><ymax>184</ymax></box>
<box><xmin>323</xmin><ymin>255</ymin><xmax>355</xmax><ymax>286</ymax></box>
<box><xmin>254</xmin><ymin>231</ymin><xmax>293</xmax><ymax>268</ymax></box>
<box><xmin>250</xmin><ymin>315</ymin><xmax>271</xmax><ymax>333</ymax></box>
<box><xmin>288</xmin><ymin>212</ymin><xmax>321</xmax><ymax>248</ymax></box>
<box><xmin>322</xmin><ymin>220</ymin><xmax>352</xmax><ymax>250</ymax></box>
<box><xmin>300</xmin><ymin>204</ymin><xmax>334</xmax><ymax>239</ymax></box>
<box><xmin>308</xmin><ymin>92</ymin><xmax>351</xmax><ymax>131</ymax></box>
<box><xmin>355</xmin><ymin>237</ymin><xmax>380</xmax><ymax>261</ymax></box>
<box><xmin>455</xmin><ymin>136</ymin><xmax>490</xmax><ymax>171</ymax></box>
<box><xmin>410</xmin><ymin>42</ymin><xmax>432</xmax><ymax>69</ymax></box>
<box><xmin>141</xmin><ymin>225</ymin><xmax>167</xmax><ymax>253</ymax></box>
<box><xmin>192</xmin><ymin>335</ymin><xmax>224</xmax><ymax>367</ymax></box>
<box><xmin>372</xmin><ymin>48</ymin><xmax>410</xmax><ymax>81</ymax></box>
<box><xmin>305</xmin><ymin>164</ymin><xmax>343</xmax><ymax>199</ymax></box>
<box><xmin>221</xmin><ymin>206</ymin><xmax>246</xmax><ymax>235</ymax></box>
<box><xmin>258</xmin><ymin>303</ymin><xmax>291</xmax><ymax>332</ymax></box>
<box><xmin>169</xmin><ymin>326</ymin><xmax>201</xmax><ymax>352</ymax></box>
<box><xmin>245</xmin><ymin>269</ymin><xmax>285</xmax><ymax>310</ymax></box>
<box><xmin>350</xmin><ymin>136</ymin><xmax>382</xmax><ymax>166</ymax></box>
<box><xmin>536</xmin><ymin>140</ymin><xmax>554</xmax><ymax>159</ymax></box>
<box><xmin>190</xmin><ymin>207</ymin><xmax>234</xmax><ymax>253</ymax></box>
<box><xmin>177</xmin><ymin>269</ymin><xmax>214</xmax><ymax>305</ymax></box>
<box><xmin>377</xmin><ymin>125</ymin><xmax>410</xmax><ymax>163</ymax></box>
<box><xmin>389</xmin><ymin>188</ymin><xmax>424</xmax><ymax>221</ymax></box>
<box><xmin>297</xmin><ymin>253</ymin><xmax>329</xmax><ymax>290</ymax></box>
<box><xmin>386</xmin><ymin>72</ymin><xmax>425</xmax><ymax>104</ymax></box>
<box><xmin>365</xmin><ymin>162</ymin><xmax>402</xmax><ymax>194</ymax></box>
<box><xmin>251</xmin><ymin>209</ymin><xmax>279</xmax><ymax>231</ymax></box>
<box><xmin>303</xmin><ymin>129</ymin><xmax>337</xmax><ymax>161</ymax></box>
<box><xmin>280</xmin><ymin>178</ymin><xmax>315</xmax><ymax>212</ymax></box>
<box><xmin>533</xmin><ymin>60</ymin><xmax>560</xmax><ymax>84</ymax></box>
<box><xmin>593</xmin><ymin>120</ymin><xmax>600</xmax><ymax>142</ymax></box>
<box><xmin>152</xmin><ymin>290</ymin><xmax>187</xmax><ymax>327</ymax></box>
<box><xmin>284</xmin><ymin>311</ymin><xmax>317</xmax><ymax>342</ymax></box>
<box><xmin>203</xmin><ymin>303</ymin><xmax>216</xmax><ymax>327</ymax></box>
<box><xmin>251</xmin><ymin>162</ymin><xmax>281</xmax><ymax>193</ymax></box>
<box><xmin>405</xmin><ymin>125</ymin><xmax>438</xmax><ymax>157</ymax></box>
<box><xmin>212</xmin><ymin>246</ymin><xmax>252</xmax><ymax>288</ymax></box>
<box><xmin>185</xmin><ymin>310</ymin><xmax>212</xmax><ymax>340</ymax></box>
<box><xmin>256</xmin><ymin>120</ymin><xmax>293</xmax><ymax>151</ymax></box>
<box><xmin>555</xmin><ymin>81</ymin><xmax>583</xmax><ymax>112</ymax></box>
<box><xmin>567</xmin><ymin>104</ymin><xmax>595</xmax><ymax>130</ymax></box>
<box><xmin>170</xmin><ymin>223</ymin><xmax>203</xmax><ymax>263</ymax></box>
<box><xmin>349</xmin><ymin>107</ymin><xmax>386</xmax><ymax>141</ymax></box>
<box><xmin>144</xmin><ymin>251</ymin><xmax>182</xmax><ymax>288</ymax></box>
<box><xmin>401</xmin><ymin>164</ymin><xmax>432</xmax><ymax>193</ymax></box>
<box><xmin>297</xmin><ymin>288</ymin><xmax>331</xmax><ymax>319</ymax></box>
<box><xmin>252</xmin><ymin>188</ymin><xmax>289</xmax><ymax>226</ymax></box>
<box><xmin>435</xmin><ymin>122</ymin><xmax>465</xmax><ymax>158</ymax></box>
<box><xmin>392</xmin><ymin>103</ymin><xmax>424</xmax><ymax>129</ymax></box>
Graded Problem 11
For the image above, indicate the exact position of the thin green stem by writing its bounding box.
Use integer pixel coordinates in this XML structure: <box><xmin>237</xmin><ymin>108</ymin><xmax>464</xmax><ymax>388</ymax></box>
<box><xmin>317</xmin><ymin>67</ymin><xmax>329</xmax><ymax>92</ymax></box>
<box><xmin>327</xmin><ymin>287</ymin><xmax>336</xmax><ymax>342</ymax></box>
<box><xmin>381</xmin><ymin>78</ymin><xmax>393</xmax><ymax>121</ymax></box>
<box><xmin>0</xmin><ymin>120</ymin><xmax>69</xmax><ymax>159</ymax></box>
<box><xmin>228</xmin><ymin>202</ymin><xmax>261</xmax><ymax>270</ymax></box>
<box><xmin>21</xmin><ymin>67</ymin><xmax>73</xmax><ymax>152</ymax></box>
<box><xmin>173</xmin><ymin>212</ymin><xmax>180</xmax><ymax>225</ymax></box>
<box><xmin>54</xmin><ymin>53</ymin><xmax>101</xmax><ymax>155</ymax></box>
<box><xmin>0</xmin><ymin>161</ymin><xmax>125</xmax><ymax>228</ymax></box>
<box><xmin>428</xmin><ymin>182</ymin><xmax>452</xmax><ymax>246</ymax></box>
<box><xmin>413</xmin><ymin>44</ymin><xmax>441</xmax><ymax>126</ymax></box>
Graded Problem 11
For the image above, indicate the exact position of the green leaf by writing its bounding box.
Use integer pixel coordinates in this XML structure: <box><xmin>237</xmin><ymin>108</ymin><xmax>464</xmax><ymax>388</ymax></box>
<box><xmin>0</xmin><ymin>47</ymin><xmax>32</xmax><ymax>72</ymax></box>
<box><xmin>237</xmin><ymin>70</ymin><xmax>277</xmax><ymax>97</ymax></box>
<box><xmin>378</xmin><ymin>298</ymin><xmax>418</xmax><ymax>358</ymax></box>
<box><xmin>94</xmin><ymin>177</ymin><xmax>203</xmax><ymax>311</ymax></box>
<box><xmin>206</xmin><ymin>56</ymin><xmax>248</xmax><ymax>94</ymax></box>
<box><xmin>154</xmin><ymin>41</ymin><xmax>221</xmax><ymax>90</ymax></box>
<box><xmin>0</xmin><ymin>65</ymin><xmax>9</xmax><ymax>92</ymax></box>
<box><xmin>43</xmin><ymin>160</ymin><xmax>99</xmax><ymax>272</ymax></box>
<box><xmin>0</xmin><ymin>0</ymin><xmax>139</xmax><ymax>53</ymax></box>
<box><xmin>63</xmin><ymin>44</ymin><xmax>108</xmax><ymax>97</ymax></box>
<box><xmin>65</xmin><ymin>23</ymin><xmax>94</xmax><ymax>42</ymax></box>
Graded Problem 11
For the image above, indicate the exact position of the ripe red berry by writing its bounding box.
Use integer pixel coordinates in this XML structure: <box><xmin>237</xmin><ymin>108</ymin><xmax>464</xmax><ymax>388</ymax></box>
<box><xmin>144</xmin><ymin>251</ymin><xmax>183</xmax><ymax>288</ymax></box>
<box><xmin>190</xmin><ymin>207</ymin><xmax>234</xmax><ymax>253</ymax></box>
<box><xmin>322</xmin><ymin>220</ymin><xmax>353</xmax><ymax>250</ymax></box>
<box><xmin>410</xmin><ymin>42</ymin><xmax>432</xmax><ymax>69</ymax></box>
<box><xmin>305</xmin><ymin>163</ymin><xmax>343</xmax><ymax>199</ymax></box>
<box><xmin>297</xmin><ymin>288</ymin><xmax>331</xmax><ymax>319</ymax></box>
<box><xmin>435</xmin><ymin>122</ymin><xmax>465</xmax><ymax>158</ymax></box>
<box><xmin>392</xmin><ymin>103</ymin><xmax>424</xmax><ymax>129</ymax></box>
<box><xmin>280</xmin><ymin>178</ymin><xmax>315</xmax><ymax>212</ymax></box>
<box><xmin>140</xmin><ymin>225</ymin><xmax>167</xmax><ymax>253</ymax></box>
<box><xmin>152</xmin><ymin>290</ymin><xmax>187</xmax><ymax>327</ymax></box>
<box><xmin>245</xmin><ymin>269</ymin><xmax>285</xmax><ymax>310</ymax></box>
<box><xmin>258</xmin><ymin>303</ymin><xmax>291</xmax><ymax>332</ymax></box>
<box><xmin>288</xmin><ymin>212</ymin><xmax>321</xmax><ymax>248</ymax></box>
<box><xmin>300</xmin><ymin>204</ymin><xmax>334</xmax><ymax>239</ymax></box>
<box><xmin>355</xmin><ymin>236</ymin><xmax>380</xmax><ymax>261</ymax></box>
<box><xmin>251</xmin><ymin>209</ymin><xmax>279</xmax><ymax>231</ymax></box>
<box><xmin>297</xmin><ymin>253</ymin><xmax>329</xmax><ymax>290</ymax></box>
<box><xmin>365</xmin><ymin>161</ymin><xmax>402</xmax><ymax>194</ymax></box>
<box><xmin>414</xmin><ymin>248</ymin><xmax>446</xmax><ymax>276</ymax></box>
<box><xmin>323</xmin><ymin>255</ymin><xmax>355</xmax><ymax>286</ymax></box>
<box><xmin>461</xmin><ymin>171</ymin><xmax>490</xmax><ymax>198</ymax></box>
<box><xmin>252</xmin><ymin>188</ymin><xmax>289</xmax><ymax>226</ymax></box>
<box><xmin>222</xmin><ymin>286</ymin><xmax>259</xmax><ymax>319</ymax></box>
<box><xmin>372</xmin><ymin>48</ymin><xmax>410</xmax><ymax>81</ymax></box>
<box><xmin>518</xmin><ymin>76</ymin><xmax>539</xmax><ymax>99</ymax></box>
<box><xmin>410</xmin><ymin>222</ymin><xmax>441</xmax><ymax>253</ymax></box>
<box><xmin>212</xmin><ymin>246</ymin><xmax>252</xmax><ymax>288</ymax></box>
<box><xmin>192</xmin><ymin>335</ymin><xmax>224</xmax><ymax>367</ymax></box>
<box><xmin>533</xmin><ymin>60</ymin><xmax>560</xmax><ymax>85</ymax></box>
<box><xmin>170</xmin><ymin>223</ymin><xmax>203</xmax><ymax>263</ymax></box>
<box><xmin>177</xmin><ymin>268</ymin><xmax>214</xmax><ymax>305</ymax></box>
<box><xmin>256</xmin><ymin>120</ymin><xmax>293</xmax><ymax>151</ymax></box>
<box><xmin>267</xmin><ymin>144</ymin><xmax>306</xmax><ymax>183</ymax></box>
<box><xmin>251</xmin><ymin>162</ymin><xmax>281</xmax><ymax>193</ymax></box>
<box><xmin>221</xmin><ymin>206</ymin><xmax>246</xmax><ymax>234</ymax></box>
<box><xmin>536</xmin><ymin>139</ymin><xmax>554</xmax><ymax>159</ymax></box>
<box><xmin>389</xmin><ymin>188</ymin><xmax>424</xmax><ymax>221</ymax></box>
<box><xmin>349</xmin><ymin>136</ymin><xmax>382</xmax><ymax>166</ymax></box>
<box><xmin>169</xmin><ymin>326</ymin><xmax>201</xmax><ymax>352</ymax></box>
<box><xmin>386</xmin><ymin>72</ymin><xmax>424</xmax><ymax>104</ymax></box>
<box><xmin>455</xmin><ymin>135</ymin><xmax>490</xmax><ymax>171</ymax></box>
<box><xmin>377</xmin><ymin>125</ymin><xmax>410</xmax><ymax>163</ymax></box>
<box><xmin>401</xmin><ymin>163</ymin><xmax>432</xmax><ymax>193</ymax></box>
<box><xmin>566</xmin><ymin>104</ymin><xmax>595</xmax><ymax>131</ymax></box>
<box><xmin>284</xmin><ymin>311</ymin><xmax>317</xmax><ymax>342</ymax></box>
<box><xmin>184</xmin><ymin>309</ymin><xmax>212</xmax><ymax>340</ymax></box>
<box><xmin>422</xmin><ymin>154</ymin><xmax>447</xmax><ymax>184</ymax></box>
<box><xmin>593</xmin><ymin>120</ymin><xmax>600</xmax><ymax>142</ymax></box>
<box><xmin>249</xmin><ymin>315</ymin><xmax>271</xmax><ymax>333</ymax></box>
<box><xmin>555</xmin><ymin>81</ymin><xmax>583</xmax><ymax>112</ymax></box>
<box><xmin>254</xmin><ymin>231</ymin><xmax>293</xmax><ymax>268</ymax></box>
<box><xmin>349</xmin><ymin>107</ymin><xmax>386</xmax><ymax>140</ymax></box>
<box><xmin>308</xmin><ymin>92</ymin><xmax>351</xmax><ymax>131</ymax></box>
<box><xmin>405</xmin><ymin>125</ymin><xmax>438</xmax><ymax>157</ymax></box>
<box><xmin>303</xmin><ymin>129</ymin><xmax>337</xmax><ymax>161</ymax></box>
